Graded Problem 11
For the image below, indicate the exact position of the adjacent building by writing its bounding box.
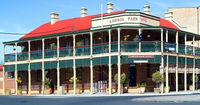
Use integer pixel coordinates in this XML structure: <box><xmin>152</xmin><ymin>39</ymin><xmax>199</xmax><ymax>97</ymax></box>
<box><xmin>2</xmin><ymin>3</ymin><xmax>200</xmax><ymax>95</ymax></box>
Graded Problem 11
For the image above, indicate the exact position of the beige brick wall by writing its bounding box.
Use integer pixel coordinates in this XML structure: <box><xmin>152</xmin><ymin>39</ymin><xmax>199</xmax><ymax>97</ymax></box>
<box><xmin>169</xmin><ymin>7</ymin><xmax>200</xmax><ymax>35</ymax></box>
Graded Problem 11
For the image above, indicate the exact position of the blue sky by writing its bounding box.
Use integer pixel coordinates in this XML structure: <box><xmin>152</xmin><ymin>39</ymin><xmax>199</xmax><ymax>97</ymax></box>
<box><xmin>0</xmin><ymin>0</ymin><xmax>200</xmax><ymax>63</ymax></box>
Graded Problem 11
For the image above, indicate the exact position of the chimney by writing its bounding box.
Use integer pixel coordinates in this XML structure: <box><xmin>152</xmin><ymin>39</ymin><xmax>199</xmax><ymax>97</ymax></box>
<box><xmin>144</xmin><ymin>4</ymin><xmax>150</xmax><ymax>15</ymax></box>
<box><xmin>81</xmin><ymin>7</ymin><xmax>87</xmax><ymax>17</ymax></box>
<box><xmin>164</xmin><ymin>11</ymin><xmax>173</xmax><ymax>21</ymax></box>
<box><xmin>107</xmin><ymin>2</ymin><xmax>114</xmax><ymax>13</ymax></box>
<box><xmin>50</xmin><ymin>12</ymin><xmax>59</xmax><ymax>25</ymax></box>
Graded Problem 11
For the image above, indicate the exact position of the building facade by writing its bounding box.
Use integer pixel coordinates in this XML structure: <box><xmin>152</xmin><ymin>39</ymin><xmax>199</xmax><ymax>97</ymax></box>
<box><xmin>2</xmin><ymin>4</ymin><xmax>200</xmax><ymax>95</ymax></box>
<box><xmin>165</xmin><ymin>7</ymin><xmax>200</xmax><ymax>35</ymax></box>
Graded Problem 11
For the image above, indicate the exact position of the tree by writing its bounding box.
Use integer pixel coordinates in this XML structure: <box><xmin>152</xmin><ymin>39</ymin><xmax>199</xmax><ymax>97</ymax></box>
<box><xmin>152</xmin><ymin>71</ymin><xmax>163</xmax><ymax>88</ymax></box>
<box><xmin>114</xmin><ymin>73</ymin><xmax>127</xmax><ymax>86</ymax></box>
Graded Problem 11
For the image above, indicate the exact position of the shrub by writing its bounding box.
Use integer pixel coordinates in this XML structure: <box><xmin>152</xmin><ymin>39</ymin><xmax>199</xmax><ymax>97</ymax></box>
<box><xmin>139</xmin><ymin>82</ymin><xmax>147</xmax><ymax>88</ymax></box>
<box><xmin>114</xmin><ymin>73</ymin><xmax>127</xmax><ymax>86</ymax></box>
<box><xmin>44</xmin><ymin>77</ymin><xmax>51</xmax><ymax>89</ymax></box>
<box><xmin>69</xmin><ymin>77</ymin><xmax>79</xmax><ymax>83</ymax></box>
<box><xmin>152</xmin><ymin>71</ymin><xmax>163</xmax><ymax>88</ymax></box>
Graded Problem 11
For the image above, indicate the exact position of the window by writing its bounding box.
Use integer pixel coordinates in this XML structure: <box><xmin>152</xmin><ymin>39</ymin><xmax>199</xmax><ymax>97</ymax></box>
<box><xmin>7</xmin><ymin>72</ymin><xmax>14</xmax><ymax>79</ymax></box>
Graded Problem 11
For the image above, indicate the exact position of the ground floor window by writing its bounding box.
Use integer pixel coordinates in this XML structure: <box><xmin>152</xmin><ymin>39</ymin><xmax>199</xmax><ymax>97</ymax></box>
<box><xmin>7</xmin><ymin>71</ymin><xmax>14</xmax><ymax>79</ymax></box>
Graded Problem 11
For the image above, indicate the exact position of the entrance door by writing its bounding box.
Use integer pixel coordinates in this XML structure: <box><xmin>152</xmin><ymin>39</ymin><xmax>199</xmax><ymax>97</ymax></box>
<box><xmin>128</xmin><ymin>64</ymin><xmax>136</xmax><ymax>86</ymax></box>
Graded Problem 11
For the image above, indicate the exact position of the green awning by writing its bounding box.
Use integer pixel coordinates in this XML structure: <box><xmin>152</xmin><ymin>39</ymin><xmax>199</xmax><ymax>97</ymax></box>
<box><xmin>59</xmin><ymin>60</ymin><xmax>73</xmax><ymax>68</ymax></box>
<box><xmin>178</xmin><ymin>57</ymin><xmax>185</xmax><ymax>65</ymax></box>
<box><xmin>169</xmin><ymin>56</ymin><xmax>177</xmax><ymax>64</ymax></box>
<box><xmin>30</xmin><ymin>62</ymin><xmax>42</xmax><ymax>70</ymax></box>
<box><xmin>187</xmin><ymin>58</ymin><xmax>194</xmax><ymax>65</ymax></box>
<box><xmin>5</xmin><ymin>65</ymin><xmax>15</xmax><ymax>71</ymax></box>
<box><xmin>17</xmin><ymin>64</ymin><xmax>28</xmax><ymax>71</ymax></box>
<box><xmin>93</xmin><ymin>57</ymin><xmax>109</xmax><ymax>65</ymax></box>
<box><xmin>44</xmin><ymin>61</ymin><xmax>57</xmax><ymax>69</ymax></box>
<box><xmin>111</xmin><ymin>56</ymin><xmax>118</xmax><ymax>64</ymax></box>
<box><xmin>76</xmin><ymin>59</ymin><xmax>90</xmax><ymax>67</ymax></box>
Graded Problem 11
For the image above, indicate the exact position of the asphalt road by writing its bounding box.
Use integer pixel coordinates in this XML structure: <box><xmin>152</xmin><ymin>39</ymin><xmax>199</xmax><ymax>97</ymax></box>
<box><xmin>0</xmin><ymin>95</ymin><xmax>200</xmax><ymax>105</ymax></box>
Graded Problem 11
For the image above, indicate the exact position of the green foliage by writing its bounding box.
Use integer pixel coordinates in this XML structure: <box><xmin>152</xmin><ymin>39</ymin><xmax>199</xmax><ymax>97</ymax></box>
<box><xmin>50</xmin><ymin>43</ymin><xmax>57</xmax><ymax>49</ymax></box>
<box><xmin>69</xmin><ymin>77</ymin><xmax>79</xmax><ymax>83</ymax></box>
<box><xmin>114</xmin><ymin>73</ymin><xmax>127</xmax><ymax>85</ymax></box>
<box><xmin>152</xmin><ymin>71</ymin><xmax>163</xmax><ymax>88</ymax></box>
<box><xmin>76</xmin><ymin>41</ymin><xmax>82</xmax><ymax>46</ymax></box>
<box><xmin>44</xmin><ymin>77</ymin><xmax>51</xmax><ymax>89</ymax></box>
<box><xmin>139</xmin><ymin>82</ymin><xmax>147</xmax><ymax>87</ymax></box>
<box><xmin>133</xmin><ymin>35</ymin><xmax>139</xmax><ymax>41</ymax></box>
<box><xmin>16</xmin><ymin>77</ymin><xmax>22</xmax><ymax>84</ymax></box>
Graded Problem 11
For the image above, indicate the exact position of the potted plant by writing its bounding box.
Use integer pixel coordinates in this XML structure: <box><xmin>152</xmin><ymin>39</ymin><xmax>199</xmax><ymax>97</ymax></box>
<box><xmin>164</xmin><ymin>86</ymin><xmax>170</xmax><ymax>93</ymax></box>
<box><xmin>114</xmin><ymin>73</ymin><xmax>127</xmax><ymax>93</ymax></box>
<box><xmin>139</xmin><ymin>81</ymin><xmax>147</xmax><ymax>93</ymax></box>
<box><xmin>5</xmin><ymin>88</ymin><xmax>11</xmax><ymax>95</ymax></box>
<box><xmin>152</xmin><ymin>71</ymin><xmax>163</xmax><ymax>93</ymax></box>
<box><xmin>44</xmin><ymin>77</ymin><xmax>51</xmax><ymax>94</ymax></box>
<box><xmin>69</xmin><ymin>77</ymin><xmax>80</xmax><ymax>94</ymax></box>
<box><xmin>189</xmin><ymin>75</ymin><xmax>198</xmax><ymax>91</ymax></box>
<box><xmin>16</xmin><ymin>77</ymin><xmax>22</xmax><ymax>95</ymax></box>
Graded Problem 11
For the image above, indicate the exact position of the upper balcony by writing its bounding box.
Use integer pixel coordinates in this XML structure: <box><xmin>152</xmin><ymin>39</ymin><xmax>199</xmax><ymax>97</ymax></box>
<box><xmin>4</xmin><ymin>28</ymin><xmax>200</xmax><ymax>63</ymax></box>
<box><xmin>5</xmin><ymin>41</ymin><xmax>200</xmax><ymax>62</ymax></box>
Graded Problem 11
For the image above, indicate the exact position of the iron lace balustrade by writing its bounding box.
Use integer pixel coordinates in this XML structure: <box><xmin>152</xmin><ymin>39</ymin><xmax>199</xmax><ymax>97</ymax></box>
<box><xmin>178</xmin><ymin>44</ymin><xmax>185</xmax><ymax>54</ymax></box>
<box><xmin>59</xmin><ymin>47</ymin><xmax>73</xmax><ymax>57</ymax></box>
<box><xmin>5</xmin><ymin>53</ymin><xmax>15</xmax><ymax>62</ymax></box>
<box><xmin>141</xmin><ymin>41</ymin><xmax>161</xmax><ymax>52</ymax></box>
<box><xmin>186</xmin><ymin>45</ymin><xmax>194</xmax><ymax>55</ymax></box>
<box><xmin>120</xmin><ymin>41</ymin><xmax>139</xmax><ymax>52</ymax></box>
<box><xmin>17</xmin><ymin>52</ymin><xmax>28</xmax><ymax>61</ymax></box>
<box><xmin>75</xmin><ymin>45</ymin><xmax>90</xmax><ymax>56</ymax></box>
<box><xmin>195</xmin><ymin>47</ymin><xmax>200</xmax><ymax>56</ymax></box>
<box><xmin>30</xmin><ymin>50</ymin><xmax>42</xmax><ymax>60</ymax></box>
<box><xmin>93</xmin><ymin>43</ymin><xmax>109</xmax><ymax>54</ymax></box>
<box><xmin>44</xmin><ymin>48</ymin><xmax>57</xmax><ymax>58</ymax></box>
<box><xmin>111</xmin><ymin>41</ymin><xmax>118</xmax><ymax>52</ymax></box>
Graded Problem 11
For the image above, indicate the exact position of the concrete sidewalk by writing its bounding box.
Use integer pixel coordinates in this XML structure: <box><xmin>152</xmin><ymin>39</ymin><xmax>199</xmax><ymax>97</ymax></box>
<box><xmin>36</xmin><ymin>90</ymin><xmax>200</xmax><ymax>97</ymax></box>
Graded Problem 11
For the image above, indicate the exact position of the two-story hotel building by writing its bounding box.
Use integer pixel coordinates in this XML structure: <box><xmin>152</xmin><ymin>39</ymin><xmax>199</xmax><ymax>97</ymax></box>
<box><xmin>2</xmin><ymin>3</ymin><xmax>200</xmax><ymax>95</ymax></box>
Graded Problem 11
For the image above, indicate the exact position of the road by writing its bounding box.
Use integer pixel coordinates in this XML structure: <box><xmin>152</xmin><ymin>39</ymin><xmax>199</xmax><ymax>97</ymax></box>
<box><xmin>0</xmin><ymin>95</ymin><xmax>200</xmax><ymax>105</ymax></box>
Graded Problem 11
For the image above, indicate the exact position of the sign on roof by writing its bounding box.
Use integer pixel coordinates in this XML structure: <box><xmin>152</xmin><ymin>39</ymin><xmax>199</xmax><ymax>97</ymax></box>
<box><xmin>91</xmin><ymin>12</ymin><xmax>160</xmax><ymax>29</ymax></box>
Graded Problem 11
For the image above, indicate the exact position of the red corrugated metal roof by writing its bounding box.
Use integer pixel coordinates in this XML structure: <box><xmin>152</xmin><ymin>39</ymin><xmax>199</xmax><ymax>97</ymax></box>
<box><xmin>21</xmin><ymin>11</ymin><xmax>179</xmax><ymax>39</ymax></box>
<box><xmin>160</xmin><ymin>18</ymin><xmax>179</xmax><ymax>30</ymax></box>
<box><xmin>0</xmin><ymin>65</ymin><xmax>3</xmax><ymax>71</ymax></box>
<box><xmin>21</xmin><ymin>11</ymin><xmax>125</xmax><ymax>39</ymax></box>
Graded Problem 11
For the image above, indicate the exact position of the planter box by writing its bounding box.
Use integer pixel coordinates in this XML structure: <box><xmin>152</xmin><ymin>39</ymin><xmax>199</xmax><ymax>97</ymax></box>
<box><xmin>164</xmin><ymin>87</ymin><xmax>170</xmax><ymax>93</ymax></box>
<box><xmin>154</xmin><ymin>88</ymin><xmax>160</xmax><ymax>93</ymax></box>
<box><xmin>140</xmin><ymin>87</ymin><xmax>146</xmax><ymax>93</ymax></box>
<box><xmin>44</xmin><ymin>89</ymin><xmax>51</xmax><ymax>94</ymax></box>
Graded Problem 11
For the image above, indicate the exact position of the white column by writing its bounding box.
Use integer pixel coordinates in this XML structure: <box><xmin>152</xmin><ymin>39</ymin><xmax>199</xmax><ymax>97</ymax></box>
<box><xmin>184</xmin><ymin>34</ymin><xmax>187</xmax><ymax>91</ymax></box>
<box><xmin>165</xmin><ymin>30</ymin><xmax>169</xmax><ymax>93</ymax></box>
<box><xmin>185</xmin><ymin>34</ymin><xmax>187</xmax><ymax>54</ymax></box>
<box><xmin>56</xmin><ymin>37</ymin><xmax>60</xmax><ymax>94</ymax></box>
<box><xmin>166</xmin><ymin>55</ymin><xmax>169</xmax><ymax>93</ymax></box>
<box><xmin>138</xmin><ymin>29</ymin><xmax>142</xmax><ymax>52</ymax></box>
<box><xmin>14</xmin><ymin>42</ymin><xmax>18</xmax><ymax>95</ymax></box>
<box><xmin>73</xmin><ymin>35</ymin><xmax>76</xmax><ymax>94</ymax></box>
<box><xmin>160</xmin><ymin>29</ymin><xmax>164</xmax><ymax>93</ymax></box>
<box><xmin>166</xmin><ymin>30</ymin><xmax>168</xmax><ymax>43</ymax></box>
<box><xmin>184</xmin><ymin>57</ymin><xmax>187</xmax><ymax>91</ymax></box>
<box><xmin>117</xmin><ymin>28</ymin><xmax>121</xmax><ymax>94</ymax></box>
<box><xmin>192</xmin><ymin>58</ymin><xmax>195</xmax><ymax>91</ymax></box>
<box><xmin>28</xmin><ymin>41</ymin><xmax>31</xmax><ymax>95</ymax></box>
<box><xmin>192</xmin><ymin>36</ymin><xmax>195</xmax><ymax>91</ymax></box>
<box><xmin>108</xmin><ymin>29</ymin><xmax>112</xmax><ymax>95</ymax></box>
<box><xmin>175</xmin><ymin>31</ymin><xmax>179</xmax><ymax>92</ymax></box>
<box><xmin>42</xmin><ymin>39</ymin><xmax>45</xmax><ymax>94</ymax></box>
<box><xmin>2</xmin><ymin>45</ymin><xmax>5</xmax><ymax>95</ymax></box>
<box><xmin>90</xmin><ymin>32</ymin><xmax>93</xmax><ymax>94</ymax></box>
